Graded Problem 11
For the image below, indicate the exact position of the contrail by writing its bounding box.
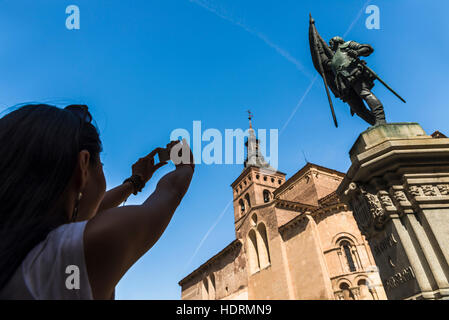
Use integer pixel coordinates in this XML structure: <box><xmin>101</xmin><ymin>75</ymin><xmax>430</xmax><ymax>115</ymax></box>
<box><xmin>189</xmin><ymin>0</ymin><xmax>312</xmax><ymax>78</ymax></box>
<box><xmin>279</xmin><ymin>0</ymin><xmax>373</xmax><ymax>135</ymax></box>
<box><xmin>280</xmin><ymin>74</ymin><xmax>318</xmax><ymax>136</ymax></box>
<box><xmin>182</xmin><ymin>200</ymin><xmax>232</xmax><ymax>273</ymax></box>
<box><xmin>344</xmin><ymin>0</ymin><xmax>373</xmax><ymax>38</ymax></box>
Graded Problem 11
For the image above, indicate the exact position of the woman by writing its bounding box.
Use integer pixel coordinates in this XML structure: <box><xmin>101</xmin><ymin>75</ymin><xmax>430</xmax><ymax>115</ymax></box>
<box><xmin>0</xmin><ymin>104</ymin><xmax>194</xmax><ymax>299</ymax></box>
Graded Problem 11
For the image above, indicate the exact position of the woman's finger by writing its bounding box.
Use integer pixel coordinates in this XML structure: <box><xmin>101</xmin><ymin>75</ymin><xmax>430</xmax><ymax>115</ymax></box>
<box><xmin>147</xmin><ymin>147</ymin><xmax>164</xmax><ymax>158</ymax></box>
<box><xmin>166</xmin><ymin>140</ymin><xmax>180</xmax><ymax>152</ymax></box>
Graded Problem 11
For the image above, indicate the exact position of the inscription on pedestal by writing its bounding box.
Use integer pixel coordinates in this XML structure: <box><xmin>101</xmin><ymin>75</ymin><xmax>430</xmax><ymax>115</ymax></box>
<box><xmin>384</xmin><ymin>266</ymin><xmax>416</xmax><ymax>291</ymax></box>
<box><xmin>373</xmin><ymin>233</ymin><xmax>398</xmax><ymax>256</ymax></box>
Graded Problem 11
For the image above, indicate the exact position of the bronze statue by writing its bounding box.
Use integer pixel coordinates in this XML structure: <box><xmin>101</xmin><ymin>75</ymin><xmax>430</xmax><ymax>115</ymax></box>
<box><xmin>308</xmin><ymin>14</ymin><xmax>405</xmax><ymax>127</ymax></box>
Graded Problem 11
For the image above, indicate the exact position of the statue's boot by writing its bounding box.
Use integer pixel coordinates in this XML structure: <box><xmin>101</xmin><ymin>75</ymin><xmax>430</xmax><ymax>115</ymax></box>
<box><xmin>363</xmin><ymin>93</ymin><xmax>386</xmax><ymax>125</ymax></box>
<box><xmin>354</xmin><ymin>81</ymin><xmax>387</xmax><ymax>125</ymax></box>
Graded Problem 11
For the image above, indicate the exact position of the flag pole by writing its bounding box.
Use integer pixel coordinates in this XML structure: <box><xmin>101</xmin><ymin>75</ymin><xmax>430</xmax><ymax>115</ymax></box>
<box><xmin>309</xmin><ymin>14</ymin><xmax>338</xmax><ymax>128</ymax></box>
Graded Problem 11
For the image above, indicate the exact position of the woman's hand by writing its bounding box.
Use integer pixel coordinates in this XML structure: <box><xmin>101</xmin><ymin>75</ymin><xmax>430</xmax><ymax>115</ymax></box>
<box><xmin>132</xmin><ymin>148</ymin><xmax>168</xmax><ymax>184</ymax></box>
<box><xmin>97</xmin><ymin>143</ymin><xmax>183</xmax><ymax>214</ymax></box>
<box><xmin>170</xmin><ymin>139</ymin><xmax>195</xmax><ymax>171</ymax></box>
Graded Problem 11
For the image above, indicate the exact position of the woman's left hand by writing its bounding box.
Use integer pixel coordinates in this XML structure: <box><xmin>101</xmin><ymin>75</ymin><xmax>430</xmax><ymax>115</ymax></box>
<box><xmin>132</xmin><ymin>148</ymin><xmax>167</xmax><ymax>184</ymax></box>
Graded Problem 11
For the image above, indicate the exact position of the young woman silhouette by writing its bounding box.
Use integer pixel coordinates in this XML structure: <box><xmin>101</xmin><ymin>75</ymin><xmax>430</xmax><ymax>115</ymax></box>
<box><xmin>0</xmin><ymin>104</ymin><xmax>194</xmax><ymax>299</ymax></box>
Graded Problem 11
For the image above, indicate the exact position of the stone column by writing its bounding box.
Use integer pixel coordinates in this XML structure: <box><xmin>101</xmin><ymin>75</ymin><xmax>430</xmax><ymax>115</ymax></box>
<box><xmin>334</xmin><ymin>290</ymin><xmax>345</xmax><ymax>300</ymax></box>
<box><xmin>369</xmin><ymin>287</ymin><xmax>379</xmax><ymax>300</ymax></box>
<box><xmin>337</xmin><ymin>250</ymin><xmax>345</xmax><ymax>273</ymax></box>
<box><xmin>349</xmin><ymin>287</ymin><xmax>361</xmax><ymax>300</ymax></box>
<box><xmin>337</xmin><ymin>123</ymin><xmax>449</xmax><ymax>300</ymax></box>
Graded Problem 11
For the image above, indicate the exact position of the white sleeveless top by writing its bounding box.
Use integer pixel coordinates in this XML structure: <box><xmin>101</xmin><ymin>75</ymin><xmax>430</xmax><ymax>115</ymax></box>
<box><xmin>0</xmin><ymin>221</ymin><xmax>93</xmax><ymax>300</ymax></box>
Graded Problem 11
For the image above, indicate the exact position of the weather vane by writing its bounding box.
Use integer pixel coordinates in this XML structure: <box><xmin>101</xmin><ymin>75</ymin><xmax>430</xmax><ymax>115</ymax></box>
<box><xmin>247</xmin><ymin>110</ymin><xmax>253</xmax><ymax>121</ymax></box>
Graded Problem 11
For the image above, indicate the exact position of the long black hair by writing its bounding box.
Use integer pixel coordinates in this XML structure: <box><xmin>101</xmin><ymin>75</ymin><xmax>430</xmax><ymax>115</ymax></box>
<box><xmin>0</xmin><ymin>104</ymin><xmax>102</xmax><ymax>290</ymax></box>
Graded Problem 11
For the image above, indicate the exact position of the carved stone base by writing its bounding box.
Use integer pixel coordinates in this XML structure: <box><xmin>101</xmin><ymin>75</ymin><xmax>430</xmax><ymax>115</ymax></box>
<box><xmin>337</xmin><ymin>123</ymin><xmax>449</xmax><ymax>300</ymax></box>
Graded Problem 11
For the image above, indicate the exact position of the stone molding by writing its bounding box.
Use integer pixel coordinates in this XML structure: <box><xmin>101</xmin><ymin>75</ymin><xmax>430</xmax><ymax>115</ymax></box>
<box><xmin>178</xmin><ymin>240</ymin><xmax>242</xmax><ymax>287</ymax></box>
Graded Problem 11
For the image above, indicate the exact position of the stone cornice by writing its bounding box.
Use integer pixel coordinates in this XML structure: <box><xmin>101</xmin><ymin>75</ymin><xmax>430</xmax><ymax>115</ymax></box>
<box><xmin>277</xmin><ymin>192</ymin><xmax>348</xmax><ymax>229</ymax></box>
<box><xmin>178</xmin><ymin>239</ymin><xmax>242</xmax><ymax>287</ymax></box>
<box><xmin>274</xmin><ymin>162</ymin><xmax>345</xmax><ymax>198</ymax></box>
<box><xmin>311</xmin><ymin>192</ymin><xmax>349</xmax><ymax>222</ymax></box>
<box><xmin>318</xmin><ymin>191</ymin><xmax>340</xmax><ymax>206</ymax></box>
<box><xmin>275</xmin><ymin>198</ymin><xmax>317</xmax><ymax>212</ymax></box>
<box><xmin>230</xmin><ymin>165</ymin><xmax>286</xmax><ymax>189</ymax></box>
<box><xmin>278</xmin><ymin>212</ymin><xmax>310</xmax><ymax>234</ymax></box>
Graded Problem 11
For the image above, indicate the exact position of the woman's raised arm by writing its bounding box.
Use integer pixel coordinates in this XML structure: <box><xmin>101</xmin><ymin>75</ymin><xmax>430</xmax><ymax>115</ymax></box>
<box><xmin>83</xmin><ymin>140</ymin><xmax>194</xmax><ymax>299</ymax></box>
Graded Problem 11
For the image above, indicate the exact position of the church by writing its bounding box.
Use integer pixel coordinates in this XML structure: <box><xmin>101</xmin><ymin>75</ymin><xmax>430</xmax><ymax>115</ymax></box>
<box><xmin>178</xmin><ymin>119</ymin><xmax>387</xmax><ymax>300</ymax></box>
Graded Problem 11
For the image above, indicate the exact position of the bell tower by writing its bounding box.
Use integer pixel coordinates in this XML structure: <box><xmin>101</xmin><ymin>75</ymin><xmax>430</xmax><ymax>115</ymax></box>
<box><xmin>230</xmin><ymin>112</ymin><xmax>286</xmax><ymax>237</ymax></box>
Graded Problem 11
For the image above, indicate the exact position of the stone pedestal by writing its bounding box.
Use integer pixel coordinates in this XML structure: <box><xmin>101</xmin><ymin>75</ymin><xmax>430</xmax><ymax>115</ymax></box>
<box><xmin>337</xmin><ymin>123</ymin><xmax>449</xmax><ymax>300</ymax></box>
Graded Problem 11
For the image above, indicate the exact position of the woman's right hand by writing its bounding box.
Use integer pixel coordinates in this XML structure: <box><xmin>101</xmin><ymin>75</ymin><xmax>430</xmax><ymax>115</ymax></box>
<box><xmin>169</xmin><ymin>138</ymin><xmax>195</xmax><ymax>171</ymax></box>
<box><xmin>131</xmin><ymin>148</ymin><xmax>167</xmax><ymax>184</ymax></box>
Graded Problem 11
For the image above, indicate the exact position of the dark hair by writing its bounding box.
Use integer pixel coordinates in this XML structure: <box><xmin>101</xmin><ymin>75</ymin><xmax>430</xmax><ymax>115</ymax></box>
<box><xmin>0</xmin><ymin>104</ymin><xmax>102</xmax><ymax>290</ymax></box>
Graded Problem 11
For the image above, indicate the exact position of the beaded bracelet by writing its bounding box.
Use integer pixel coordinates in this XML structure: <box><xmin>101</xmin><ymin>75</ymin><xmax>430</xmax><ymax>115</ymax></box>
<box><xmin>123</xmin><ymin>174</ymin><xmax>145</xmax><ymax>195</ymax></box>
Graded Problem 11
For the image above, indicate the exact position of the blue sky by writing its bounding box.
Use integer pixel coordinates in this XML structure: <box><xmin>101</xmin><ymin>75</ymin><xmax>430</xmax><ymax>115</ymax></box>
<box><xmin>0</xmin><ymin>0</ymin><xmax>448</xmax><ymax>299</ymax></box>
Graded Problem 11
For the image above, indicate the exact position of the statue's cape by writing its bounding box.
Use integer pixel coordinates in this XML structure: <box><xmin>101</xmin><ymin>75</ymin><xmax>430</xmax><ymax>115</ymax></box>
<box><xmin>308</xmin><ymin>19</ymin><xmax>376</xmax><ymax>125</ymax></box>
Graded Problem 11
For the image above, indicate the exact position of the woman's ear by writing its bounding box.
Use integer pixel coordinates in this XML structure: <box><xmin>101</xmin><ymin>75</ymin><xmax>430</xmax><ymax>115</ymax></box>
<box><xmin>77</xmin><ymin>150</ymin><xmax>91</xmax><ymax>191</ymax></box>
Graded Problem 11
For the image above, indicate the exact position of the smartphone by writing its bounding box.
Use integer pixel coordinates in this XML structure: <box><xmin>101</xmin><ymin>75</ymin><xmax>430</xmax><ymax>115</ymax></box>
<box><xmin>157</xmin><ymin>147</ymin><xmax>170</xmax><ymax>163</ymax></box>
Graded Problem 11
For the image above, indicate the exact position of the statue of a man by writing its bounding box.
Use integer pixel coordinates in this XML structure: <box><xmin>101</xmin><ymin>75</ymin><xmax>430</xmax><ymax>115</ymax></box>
<box><xmin>308</xmin><ymin>15</ymin><xmax>405</xmax><ymax>127</ymax></box>
<box><xmin>326</xmin><ymin>36</ymin><xmax>386</xmax><ymax>125</ymax></box>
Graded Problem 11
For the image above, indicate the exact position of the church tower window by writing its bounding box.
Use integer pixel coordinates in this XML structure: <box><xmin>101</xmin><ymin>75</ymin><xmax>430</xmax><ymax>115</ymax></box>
<box><xmin>263</xmin><ymin>190</ymin><xmax>271</xmax><ymax>203</ymax></box>
<box><xmin>239</xmin><ymin>199</ymin><xmax>245</xmax><ymax>213</ymax></box>
<box><xmin>251</xmin><ymin>214</ymin><xmax>257</xmax><ymax>226</ymax></box>
<box><xmin>245</xmin><ymin>193</ymin><xmax>251</xmax><ymax>208</ymax></box>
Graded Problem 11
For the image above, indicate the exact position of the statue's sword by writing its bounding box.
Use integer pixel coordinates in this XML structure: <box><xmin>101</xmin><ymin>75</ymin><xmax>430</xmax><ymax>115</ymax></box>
<box><xmin>358</xmin><ymin>60</ymin><xmax>406</xmax><ymax>103</ymax></box>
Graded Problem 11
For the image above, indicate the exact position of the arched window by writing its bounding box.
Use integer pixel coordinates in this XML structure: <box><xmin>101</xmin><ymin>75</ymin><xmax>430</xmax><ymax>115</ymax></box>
<box><xmin>208</xmin><ymin>274</ymin><xmax>216</xmax><ymax>300</ymax></box>
<box><xmin>239</xmin><ymin>199</ymin><xmax>245</xmax><ymax>213</ymax></box>
<box><xmin>245</xmin><ymin>193</ymin><xmax>251</xmax><ymax>208</ymax></box>
<box><xmin>202</xmin><ymin>278</ymin><xmax>209</xmax><ymax>300</ymax></box>
<box><xmin>251</xmin><ymin>213</ymin><xmax>257</xmax><ymax>226</ymax></box>
<box><xmin>263</xmin><ymin>190</ymin><xmax>271</xmax><ymax>203</ymax></box>
<box><xmin>256</xmin><ymin>223</ymin><xmax>271</xmax><ymax>268</ymax></box>
<box><xmin>247</xmin><ymin>223</ymin><xmax>271</xmax><ymax>275</ymax></box>
<box><xmin>247</xmin><ymin>230</ymin><xmax>259</xmax><ymax>274</ymax></box>
<box><xmin>358</xmin><ymin>279</ymin><xmax>374</xmax><ymax>300</ymax></box>
<box><xmin>341</xmin><ymin>240</ymin><xmax>357</xmax><ymax>272</ymax></box>
<box><xmin>340</xmin><ymin>283</ymin><xmax>355</xmax><ymax>300</ymax></box>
